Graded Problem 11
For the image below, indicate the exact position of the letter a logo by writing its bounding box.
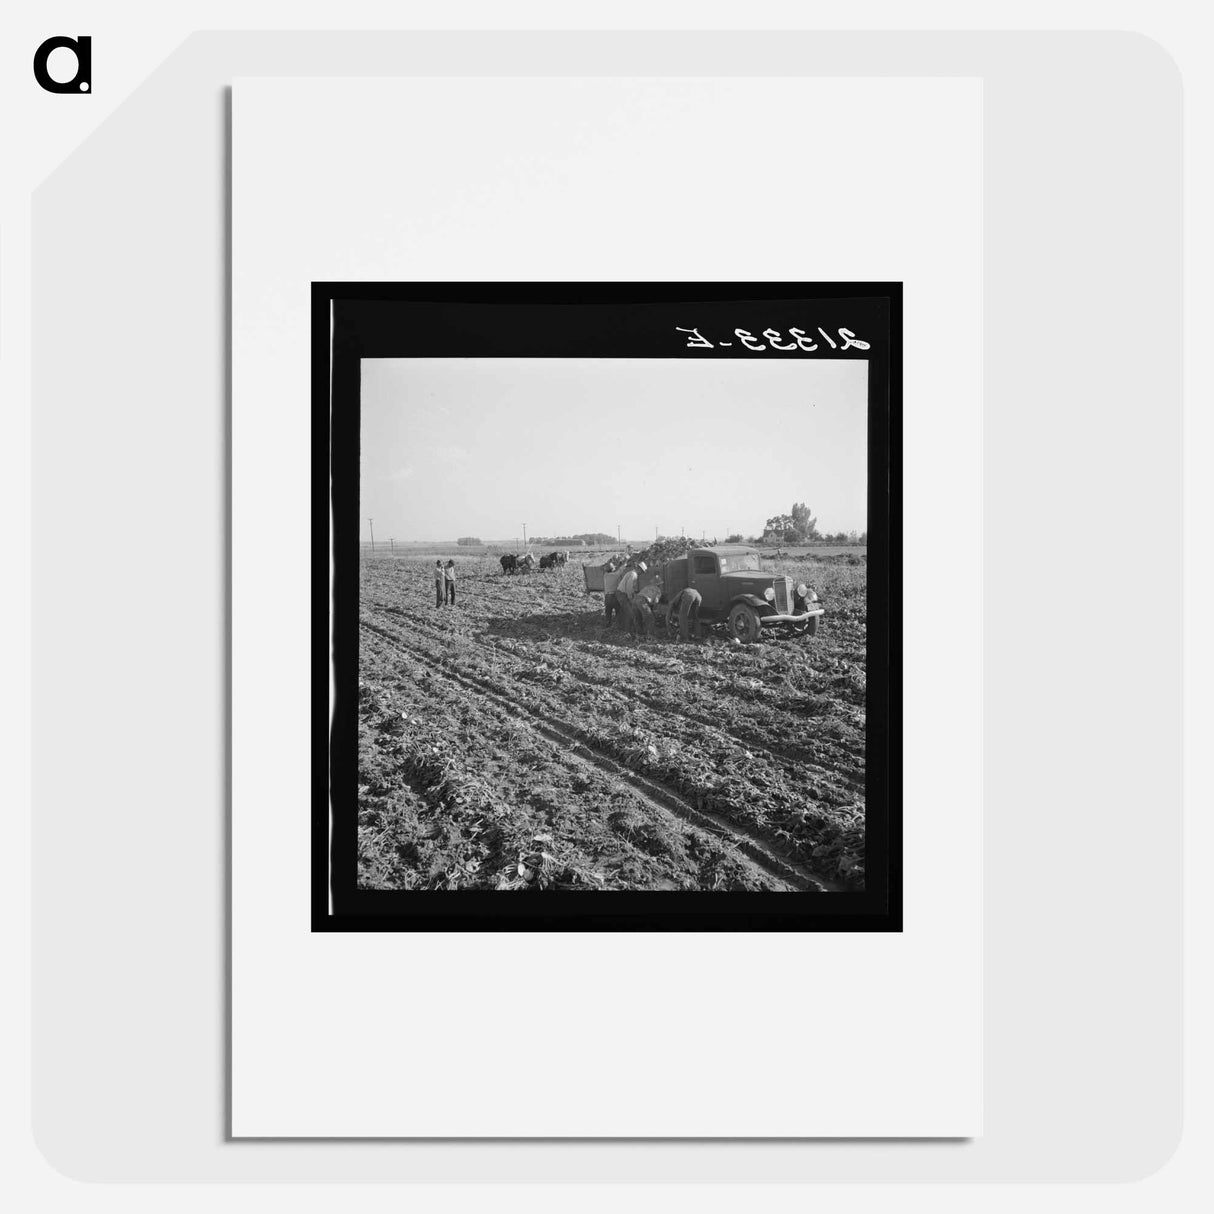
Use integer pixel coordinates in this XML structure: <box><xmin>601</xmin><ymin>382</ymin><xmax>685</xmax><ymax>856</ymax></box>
<box><xmin>33</xmin><ymin>36</ymin><xmax>92</xmax><ymax>94</ymax></box>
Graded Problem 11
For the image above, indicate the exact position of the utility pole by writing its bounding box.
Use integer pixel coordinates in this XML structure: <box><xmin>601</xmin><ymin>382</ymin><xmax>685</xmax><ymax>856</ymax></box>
<box><xmin>390</xmin><ymin>538</ymin><xmax>394</xmax><ymax>553</ymax></box>
<box><xmin>368</xmin><ymin>518</ymin><xmax>375</xmax><ymax>551</ymax></box>
<box><xmin>617</xmin><ymin>524</ymin><xmax>621</xmax><ymax>544</ymax></box>
<box><xmin>522</xmin><ymin>523</ymin><xmax>527</xmax><ymax>547</ymax></box>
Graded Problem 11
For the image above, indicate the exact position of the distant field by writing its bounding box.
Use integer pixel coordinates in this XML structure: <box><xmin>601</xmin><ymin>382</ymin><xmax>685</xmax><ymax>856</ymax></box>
<box><xmin>356</xmin><ymin>549</ymin><xmax>867</xmax><ymax>895</ymax></box>
<box><xmin>362</xmin><ymin>541</ymin><xmax>867</xmax><ymax>561</ymax></box>
<box><xmin>365</xmin><ymin>541</ymin><xmax>647</xmax><ymax>557</ymax></box>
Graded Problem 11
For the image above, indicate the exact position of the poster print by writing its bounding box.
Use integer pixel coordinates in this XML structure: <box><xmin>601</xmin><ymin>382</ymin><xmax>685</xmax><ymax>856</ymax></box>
<box><xmin>316</xmin><ymin>284</ymin><xmax>900</xmax><ymax>931</ymax></box>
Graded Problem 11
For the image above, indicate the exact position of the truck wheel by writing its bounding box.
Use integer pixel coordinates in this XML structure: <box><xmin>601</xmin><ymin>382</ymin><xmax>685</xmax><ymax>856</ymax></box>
<box><xmin>728</xmin><ymin>602</ymin><xmax>762</xmax><ymax>643</ymax></box>
<box><xmin>804</xmin><ymin>614</ymin><xmax>820</xmax><ymax>637</ymax></box>
<box><xmin>678</xmin><ymin>590</ymin><xmax>702</xmax><ymax>642</ymax></box>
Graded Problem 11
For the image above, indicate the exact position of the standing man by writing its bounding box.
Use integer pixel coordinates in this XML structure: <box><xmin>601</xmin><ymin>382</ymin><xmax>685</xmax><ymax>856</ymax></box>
<box><xmin>602</xmin><ymin>558</ymin><xmax>621</xmax><ymax>627</ymax></box>
<box><xmin>609</xmin><ymin>561</ymin><xmax>646</xmax><ymax>633</ymax></box>
<box><xmin>434</xmin><ymin>560</ymin><xmax>445</xmax><ymax>608</ymax></box>
<box><xmin>444</xmin><ymin>559</ymin><xmax>457</xmax><ymax>606</ymax></box>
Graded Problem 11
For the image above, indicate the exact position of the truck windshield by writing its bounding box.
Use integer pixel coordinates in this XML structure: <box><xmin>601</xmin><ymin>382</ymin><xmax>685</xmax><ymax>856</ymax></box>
<box><xmin>718</xmin><ymin>553</ymin><xmax>762</xmax><ymax>573</ymax></box>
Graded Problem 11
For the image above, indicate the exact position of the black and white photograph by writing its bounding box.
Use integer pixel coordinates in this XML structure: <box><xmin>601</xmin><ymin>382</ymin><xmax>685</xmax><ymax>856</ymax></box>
<box><xmin>318</xmin><ymin>285</ymin><xmax>900</xmax><ymax>930</ymax></box>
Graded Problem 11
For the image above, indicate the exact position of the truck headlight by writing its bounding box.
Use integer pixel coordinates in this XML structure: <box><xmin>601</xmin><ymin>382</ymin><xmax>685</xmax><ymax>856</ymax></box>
<box><xmin>763</xmin><ymin>587</ymin><xmax>776</xmax><ymax>602</ymax></box>
<box><xmin>796</xmin><ymin>583</ymin><xmax>808</xmax><ymax>599</ymax></box>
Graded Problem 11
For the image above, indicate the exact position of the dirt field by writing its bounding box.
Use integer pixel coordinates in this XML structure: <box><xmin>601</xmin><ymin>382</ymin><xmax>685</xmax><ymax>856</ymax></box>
<box><xmin>356</xmin><ymin>551</ymin><xmax>867</xmax><ymax>893</ymax></box>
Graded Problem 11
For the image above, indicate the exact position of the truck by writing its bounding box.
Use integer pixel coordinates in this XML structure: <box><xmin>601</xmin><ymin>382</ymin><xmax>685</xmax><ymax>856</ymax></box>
<box><xmin>583</xmin><ymin>544</ymin><xmax>824</xmax><ymax>643</ymax></box>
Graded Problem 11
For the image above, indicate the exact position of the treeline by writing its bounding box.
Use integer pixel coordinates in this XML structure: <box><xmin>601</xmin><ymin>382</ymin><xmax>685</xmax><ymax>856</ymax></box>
<box><xmin>531</xmin><ymin>533</ymin><xmax>616</xmax><ymax>546</ymax></box>
<box><xmin>454</xmin><ymin>523</ymin><xmax>865</xmax><ymax>550</ymax></box>
<box><xmin>761</xmin><ymin>502</ymin><xmax>865</xmax><ymax>545</ymax></box>
<box><xmin>762</xmin><ymin>502</ymin><xmax>819</xmax><ymax>545</ymax></box>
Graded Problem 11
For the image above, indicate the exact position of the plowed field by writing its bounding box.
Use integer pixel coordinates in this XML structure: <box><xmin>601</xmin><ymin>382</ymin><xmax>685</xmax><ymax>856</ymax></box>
<box><xmin>356</xmin><ymin>553</ymin><xmax>867</xmax><ymax>893</ymax></box>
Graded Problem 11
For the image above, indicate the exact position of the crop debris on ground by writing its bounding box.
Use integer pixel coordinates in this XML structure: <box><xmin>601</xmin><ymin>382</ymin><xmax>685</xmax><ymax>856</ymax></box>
<box><xmin>356</xmin><ymin>550</ymin><xmax>867</xmax><ymax>892</ymax></box>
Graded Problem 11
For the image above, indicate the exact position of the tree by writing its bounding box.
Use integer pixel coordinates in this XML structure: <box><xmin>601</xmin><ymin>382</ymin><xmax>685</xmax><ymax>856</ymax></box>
<box><xmin>456</xmin><ymin>536</ymin><xmax>483</xmax><ymax>546</ymax></box>
<box><xmin>790</xmin><ymin>502</ymin><xmax>819</xmax><ymax>541</ymax></box>
<box><xmin>762</xmin><ymin>513</ymin><xmax>794</xmax><ymax>543</ymax></box>
<box><xmin>762</xmin><ymin>504</ymin><xmax>819</xmax><ymax>545</ymax></box>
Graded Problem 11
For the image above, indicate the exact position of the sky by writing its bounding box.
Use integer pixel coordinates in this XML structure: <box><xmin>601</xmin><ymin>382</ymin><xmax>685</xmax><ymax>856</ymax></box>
<box><xmin>359</xmin><ymin>358</ymin><xmax>868</xmax><ymax>544</ymax></box>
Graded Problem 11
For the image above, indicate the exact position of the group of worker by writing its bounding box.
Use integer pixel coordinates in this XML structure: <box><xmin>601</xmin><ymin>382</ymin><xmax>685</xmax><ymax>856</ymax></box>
<box><xmin>604</xmin><ymin>562</ymin><xmax>648</xmax><ymax>635</ymax></box>
<box><xmin>430</xmin><ymin>553</ymin><xmax>700</xmax><ymax>638</ymax></box>
<box><xmin>605</xmin><ymin>560</ymin><xmax>698</xmax><ymax>640</ymax></box>
<box><xmin>433</xmin><ymin>559</ymin><xmax>456</xmax><ymax>607</ymax></box>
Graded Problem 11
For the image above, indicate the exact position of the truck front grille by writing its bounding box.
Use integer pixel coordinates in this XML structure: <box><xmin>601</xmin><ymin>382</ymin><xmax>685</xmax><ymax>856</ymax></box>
<box><xmin>774</xmin><ymin>580</ymin><xmax>791</xmax><ymax>613</ymax></box>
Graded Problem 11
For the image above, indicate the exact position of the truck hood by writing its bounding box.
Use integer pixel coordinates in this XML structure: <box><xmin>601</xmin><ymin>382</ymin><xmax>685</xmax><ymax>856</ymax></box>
<box><xmin>721</xmin><ymin>571</ymin><xmax>784</xmax><ymax>587</ymax></box>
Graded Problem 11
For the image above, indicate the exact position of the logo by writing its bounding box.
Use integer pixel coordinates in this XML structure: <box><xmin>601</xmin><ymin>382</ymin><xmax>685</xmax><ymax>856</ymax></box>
<box><xmin>33</xmin><ymin>36</ymin><xmax>91</xmax><ymax>93</ymax></box>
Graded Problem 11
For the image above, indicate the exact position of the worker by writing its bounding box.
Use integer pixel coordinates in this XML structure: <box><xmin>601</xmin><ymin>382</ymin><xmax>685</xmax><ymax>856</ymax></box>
<box><xmin>433</xmin><ymin>560</ymin><xmax>445</xmax><ymax>608</ymax></box>
<box><xmin>604</xmin><ymin>560</ymin><xmax>645</xmax><ymax>631</ymax></box>
<box><xmin>676</xmin><ymin>588</ymin><xmax>702</xmax><ymax>642</ymax></box>
<box><xmin>444</xmin><ymin>559</ymin><xmax>456</xmax><ymax>606</ymax></box>
<box><xmin>610</xmin><ymin>561</ymin><xmax>647</xmax><ymax>636</ymax></box>
<box><xmin>632</xmin><ymin>580</ymin><xmax>660</xmax><ymax>638</ymax></box>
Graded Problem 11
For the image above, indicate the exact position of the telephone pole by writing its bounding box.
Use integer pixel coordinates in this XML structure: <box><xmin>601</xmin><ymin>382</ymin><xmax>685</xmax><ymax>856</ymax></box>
<box><xmin>617</xmin><ymin>524</ymin><xmax>621</xmax><ymax>544</ymax></box>
<box><xmin>368</xmin><ymin>518</ymin><xmax>375</xmax><ymax>551</ymax></box>
<box><xmin>390</xmin><ymin>538</ymin><xmax>394</xmax><ymax>553</ymax></box>
<box><xmin>522</xmin><ymin>523</ymin><xmax>527</xmax><ymax>547</ymax></box>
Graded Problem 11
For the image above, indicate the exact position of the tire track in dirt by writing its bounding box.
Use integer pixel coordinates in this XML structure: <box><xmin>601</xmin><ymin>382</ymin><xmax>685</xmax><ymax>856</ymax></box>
<box><xmin>503</xmin><ymin>640</ymin><xmax>866</xmax><ymax>796</ymax></box>
<box><xmin>373</xmin><ymin>601</ymin><xmax>865</xmax><ymax>800</ymax></box>
<box><xmin>372</xmin><ymin>586</ymin><xmax>866</xmax><ymax>755</ymax></box>
<box><xmin>361</xmin><ymin>616</ymin><xmax>839</xmax><ymax>892</ymax></box>
<box><xmin>360</xmin><ymin>625</ymin><xmax>794</xmax><ymax>891</ymax></box>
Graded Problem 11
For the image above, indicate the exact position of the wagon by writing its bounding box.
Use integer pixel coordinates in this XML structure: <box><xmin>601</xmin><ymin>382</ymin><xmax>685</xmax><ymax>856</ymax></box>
<box><xmin>581</xmin><ymin>554</ymin><xmax>625</xmax><ymax>593</ymax></box>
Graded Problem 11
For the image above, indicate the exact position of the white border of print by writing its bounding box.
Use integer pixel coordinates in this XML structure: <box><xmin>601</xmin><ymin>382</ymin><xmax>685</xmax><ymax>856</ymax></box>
<box><xmin>232</xmin><ymin>75</ymin><xmax>982</xmax><ymax>1137</ymax></box>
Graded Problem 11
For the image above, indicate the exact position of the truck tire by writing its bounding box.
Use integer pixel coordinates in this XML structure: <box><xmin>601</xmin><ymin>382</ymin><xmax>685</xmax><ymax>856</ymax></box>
<box><xmin>678</xmin><ymin>590</ymin><xmax>702</xmax><ymax>642</ymax></box>
<box><xmin>728</xmin><ymin>602</ymin><xmax>762</xmax><ymax>644</ymax></box>
<box><xmin>804</xmin><ymin>614</ymin><xmax>820</xmax><ymax>637</ymax></box>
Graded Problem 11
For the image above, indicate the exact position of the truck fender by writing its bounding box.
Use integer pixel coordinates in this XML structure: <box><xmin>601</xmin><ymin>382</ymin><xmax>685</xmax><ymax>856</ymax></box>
<box><xmin>729</xmin><ymin>593</ymin><xmax>771</xmax><ymax>614</ymax></box>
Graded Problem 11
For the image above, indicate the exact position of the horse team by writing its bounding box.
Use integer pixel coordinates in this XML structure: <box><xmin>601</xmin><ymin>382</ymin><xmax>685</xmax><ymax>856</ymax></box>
<box><xmin>499</xmin><ymin>550</ymin><xmax>568</xmax><ymax>575</ymax></box>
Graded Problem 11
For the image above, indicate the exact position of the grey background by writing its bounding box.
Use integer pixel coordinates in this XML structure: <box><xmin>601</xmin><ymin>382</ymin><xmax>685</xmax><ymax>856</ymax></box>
<box><xmin>32</xmin><ymin>31</ymin><xmax>1181</xmax><ymax>1181</ymax></box>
